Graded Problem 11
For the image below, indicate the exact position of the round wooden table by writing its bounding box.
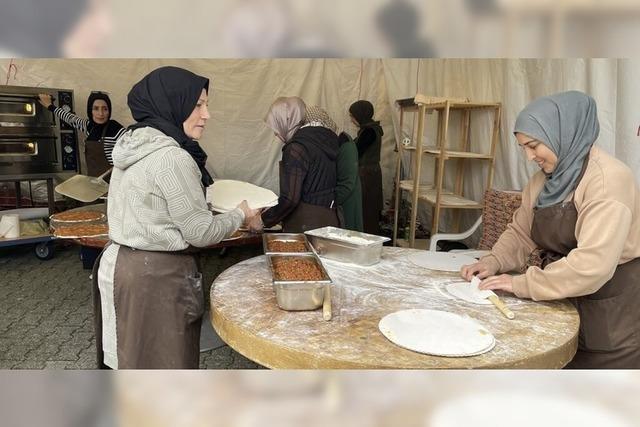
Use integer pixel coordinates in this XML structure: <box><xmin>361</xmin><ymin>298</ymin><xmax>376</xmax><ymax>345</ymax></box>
<box><xmin>211</xmin><ymin>247</ymin><xmax>579</xmax><ymax>369</ymax></box>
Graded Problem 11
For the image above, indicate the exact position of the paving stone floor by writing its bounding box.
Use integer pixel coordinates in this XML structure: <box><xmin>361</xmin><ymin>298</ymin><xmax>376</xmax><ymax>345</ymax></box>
<box><xmin>0</xmin><ymin>241</ymin><xmax>263</xmax><ymax>369</ymax></box>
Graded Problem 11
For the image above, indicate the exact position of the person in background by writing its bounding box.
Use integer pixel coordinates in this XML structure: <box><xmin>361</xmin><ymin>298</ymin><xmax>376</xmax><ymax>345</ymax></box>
<box><xmin>95</xmin><ymin>66</ymin><xmax>258</xmax><ymax>369</ymax></box>
<box><xmin>304</xmin><ymin>105</ymin><xmax>362</xmax><ymax>231</ymax></box>
<box><xmin>38</xmin><ymin>91</ymin><xmax>125</xmax><ymax>177</ymax></box>
<box><xmin>248</xmin><ymin>97</ymin><xmax>340</xmax><ymax>233</ymax></box>
<box><xmin>461</xmin><ymin>91</ymin><xmax>640</xmax><ymax>368</ymax></box>
<box><xmin>39</xmin><ymin>90</ymin><xmax>126</xmax><ymax>271</ymax></box>
<box><xmin>348</xmin><ymin>100</ymin><xmax>384</xmax><ymax>235</ymax></box>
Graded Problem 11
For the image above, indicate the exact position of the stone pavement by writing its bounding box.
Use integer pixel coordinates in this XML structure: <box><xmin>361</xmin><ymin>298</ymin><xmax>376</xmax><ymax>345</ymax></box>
<box><xmin>0</xmin><ymin>241</ymin><xmax>263</xmax><ymax>369</ymax></box>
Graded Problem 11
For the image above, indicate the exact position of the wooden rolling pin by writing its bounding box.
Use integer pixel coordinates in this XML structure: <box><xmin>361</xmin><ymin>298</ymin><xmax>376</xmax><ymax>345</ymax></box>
<box><xmin>323</xmin><ymin>284</ymin><xmax>332</xmax><ymax>321</ymax></box>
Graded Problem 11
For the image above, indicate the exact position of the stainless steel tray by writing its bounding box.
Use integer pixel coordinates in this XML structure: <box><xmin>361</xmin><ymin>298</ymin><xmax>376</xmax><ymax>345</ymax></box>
<box><xmin>305</xmin><ymin>226</ymin><xmax>390</xmax><ymax>266</ymax></box>
<box><xmin>266</xmin><ymin>253</ymin><xmax>331</xmax><ymax>311</ymax></box>
<box><xmin>263</xmin><ymin>232</ymin><xmax>313</xmax><ymax>254</ymax></box>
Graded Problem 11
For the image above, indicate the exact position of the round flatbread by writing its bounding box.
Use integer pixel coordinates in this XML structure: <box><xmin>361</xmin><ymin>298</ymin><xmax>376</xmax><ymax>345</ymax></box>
<box><xmin>53</xmin><ymin>223</ymin><xmax>109</xmax><ymax>238</ymax></box>
<box><xmin>206</xmin><ymin>180</ymin><xmax>278</xmax><ymax>213</ymax></box>
<box><xmin>50</xmin><ymin>210</ymin><xmax>105</xmax><ymax>223</ymax></box>
<box><xmin>378</xmin><ymin>309</ymin><xmax>495</xmax><ymax>357</ymax></box>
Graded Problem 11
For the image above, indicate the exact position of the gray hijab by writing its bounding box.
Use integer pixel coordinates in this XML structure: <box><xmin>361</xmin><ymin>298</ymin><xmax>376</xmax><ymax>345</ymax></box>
<box><xmin>514</xmin><ymin>90</ymin><xmax>600</xmax><ymax>208</ymax></box>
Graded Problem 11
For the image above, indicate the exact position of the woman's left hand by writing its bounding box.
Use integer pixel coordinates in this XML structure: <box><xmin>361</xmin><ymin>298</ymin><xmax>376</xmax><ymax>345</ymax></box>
<box><xmin>478</xmin><ymin>274</ymin><xmax>515</xmax><ymax>294</ymax></box>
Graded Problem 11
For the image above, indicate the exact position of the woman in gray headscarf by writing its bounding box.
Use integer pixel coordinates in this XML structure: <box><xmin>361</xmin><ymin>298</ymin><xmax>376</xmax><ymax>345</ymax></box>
<box><xmin>461</xmin><ymin>91</ymin><xmax>640</xmax><ymax>368</ymax></box>
<box><xmin>249</xmin><ymin>97</ymin><xmax>340</xmax><ymax>232</ymax></box>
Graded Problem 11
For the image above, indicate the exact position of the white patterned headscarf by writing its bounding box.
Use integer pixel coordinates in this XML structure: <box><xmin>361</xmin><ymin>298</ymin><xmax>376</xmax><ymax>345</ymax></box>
<box><xmin>514</xmin><ymin>90</ymin><xmax>600</xmax><ymax>208</ymax></box>
<box><xmin>264</xmin><ymin>96</ymin><xmax>306</xmax><ymax>143</ymax></box>
<box><xmin>304</xmin><ymin>105</ymin><xmax>337</xmax><ymax>133</ymax></box>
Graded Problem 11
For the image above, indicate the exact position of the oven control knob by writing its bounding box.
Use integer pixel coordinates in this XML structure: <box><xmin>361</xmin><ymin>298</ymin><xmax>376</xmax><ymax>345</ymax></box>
<box><xmin>64</xmin><ymin>145</ymin><xmax>73</xmax><ymax>154</ymax></box>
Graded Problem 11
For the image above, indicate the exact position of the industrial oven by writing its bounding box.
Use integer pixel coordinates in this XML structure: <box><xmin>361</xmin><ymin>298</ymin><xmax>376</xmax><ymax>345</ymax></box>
<box><xmin>0</xmin><ymin>85</ymin><xmax>79</xmax><ymax>176</ymax></box>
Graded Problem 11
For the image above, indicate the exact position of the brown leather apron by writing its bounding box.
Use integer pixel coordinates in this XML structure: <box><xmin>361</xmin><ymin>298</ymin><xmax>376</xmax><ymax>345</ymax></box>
<box><xmin>530</xmin><ymin>160</ymin><xmax>640</xmax><ymax>368</ymax></box>
<box><xmin>85</xmin><ymin>126</ymin><xmax>111</xmax><ymax>177</ymax></box>
<box><xmin>93</xmin><ymin>244</ymin><xmax>204</xmax><ymax>369</ymax></box>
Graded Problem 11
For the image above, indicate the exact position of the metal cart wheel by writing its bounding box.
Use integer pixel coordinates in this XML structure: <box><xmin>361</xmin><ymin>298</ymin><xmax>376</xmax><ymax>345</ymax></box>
<box><xmin>34</xmin><ymin>241</ymin><xmax>55</xmax><ymax>260</ymax></box>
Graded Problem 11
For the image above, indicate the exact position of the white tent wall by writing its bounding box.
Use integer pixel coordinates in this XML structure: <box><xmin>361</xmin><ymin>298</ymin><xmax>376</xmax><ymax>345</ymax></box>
<box><xmin>1</xmin><ymin>58</ymin><xmax>635</xmax><ymax>242</ymax></box>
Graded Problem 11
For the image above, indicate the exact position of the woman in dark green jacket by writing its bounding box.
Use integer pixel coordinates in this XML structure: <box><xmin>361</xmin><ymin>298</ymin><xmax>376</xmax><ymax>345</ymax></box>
<box><xmin>336</xmin><ymin>132</ymin><xmax>364</xmax><ymax>231</ymax></box>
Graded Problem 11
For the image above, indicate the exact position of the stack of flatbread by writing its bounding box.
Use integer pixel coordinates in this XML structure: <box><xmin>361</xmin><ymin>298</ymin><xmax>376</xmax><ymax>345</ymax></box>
<box><xmin>206</xmin><ymin>180</ymin><xmax>278</xmax><ymax>213</ymax></box>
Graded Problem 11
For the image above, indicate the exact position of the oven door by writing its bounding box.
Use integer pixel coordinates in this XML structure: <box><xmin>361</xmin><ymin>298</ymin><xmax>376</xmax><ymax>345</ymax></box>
<box><xmin>0</xmin><ymin>94</ymin><xmax>54</xmax><ymax>127</ymax></box>
<box><xmin>0</xmin><ymin>136</ymin><xmax>59</xmax><ymax>175</ymax></box>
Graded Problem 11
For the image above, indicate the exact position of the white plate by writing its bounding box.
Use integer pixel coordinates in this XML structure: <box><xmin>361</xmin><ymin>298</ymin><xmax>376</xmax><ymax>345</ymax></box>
<box><xmin>54</xmin><ymin>232</ymin><xmax>108</xmax><ymax>239</ymax></box>
<box><xmin>378</xmin><ymin>309</ymin><xmax>495</xmax><ymax>357</ymax></box>
<box><xmin>407</xmin><ymin>251</ymin><xmax>477</xmax><ymax>272</ymax></box>
<box><xmin>222</xmin><ymin>233</ymin><xmax>244</xmax><ymax>242</ymax></box>
<box><xmin>207</xmin><ymin>179</ymin><xmax>278</xmax><ymax>212</ymax></box>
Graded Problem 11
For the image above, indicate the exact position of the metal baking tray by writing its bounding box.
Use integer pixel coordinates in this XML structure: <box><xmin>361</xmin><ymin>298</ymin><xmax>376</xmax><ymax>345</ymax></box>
<box><xmin>305</xmin><ymin>226</ymin><xmax>390</xmax><ymax>266</ymax></box>
<box><xmin>266</xmin><ymin>253</ymin><xmax>331</xmax><ymax>311</ymax></box>
<box><xmin>263</xmin><ymin>232</ymin><xmax>313</xmax><ymax>254</ymax></box>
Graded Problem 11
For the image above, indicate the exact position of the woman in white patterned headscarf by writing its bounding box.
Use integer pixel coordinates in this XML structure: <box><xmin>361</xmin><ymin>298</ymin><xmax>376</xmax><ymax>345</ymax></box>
<box><xmin>461</xmin><ymin>91</ymin><xmax>640</xmax><ymax>368</ymax></box>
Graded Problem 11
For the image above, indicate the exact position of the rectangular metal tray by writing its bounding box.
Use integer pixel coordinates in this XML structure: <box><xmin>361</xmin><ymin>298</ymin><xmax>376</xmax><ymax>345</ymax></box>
<box><xmin>304</xmin><ymin>226</ymin><xmax>390</xmax><ymax>266</ymax></box>
<box><xmin>266</xmin><ymin>253</ymin><xmax>331</xmax><ymax>311</ymax></box>
<box><xmin>263</xmin><ymin>232</ymin><xmax>313</xmax><ymax>254</ymax></box>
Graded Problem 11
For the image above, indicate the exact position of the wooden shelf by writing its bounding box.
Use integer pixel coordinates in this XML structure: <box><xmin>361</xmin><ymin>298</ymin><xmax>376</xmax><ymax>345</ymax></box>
<box><xmin>395</xmin><ymin>238</ymin><xmax>430</xmax><ymax>250</ymax></box>
<box><xmin>403</xmin><ymin>146</ymin><xmax>493</xmax><ymax>159</ymax></box>
<box><xmin>392</xmin><ymin>94</ymin><xmax>501</xmax><ymax>248</ymax></box>
<box><xmin>399</xmin><ymin>181</ymin><xmax>482</xmax><ymax>209</ymax></box>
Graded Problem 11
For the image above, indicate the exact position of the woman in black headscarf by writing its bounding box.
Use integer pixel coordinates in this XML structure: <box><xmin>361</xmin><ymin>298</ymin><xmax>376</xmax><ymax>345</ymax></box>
<box><xmin>38</xmin><ymin>91</ymin><xmax>125</xmax><ymax>176</ymax></box>
<box><xmin>349</xmin><ymin>100</ymin><xmax>384</xmax><ymax>235</ymax></box>
<box><xmin>94</xmin><ymin>66</ymin><xmax>257</xmax><ymax>369</ymax></box>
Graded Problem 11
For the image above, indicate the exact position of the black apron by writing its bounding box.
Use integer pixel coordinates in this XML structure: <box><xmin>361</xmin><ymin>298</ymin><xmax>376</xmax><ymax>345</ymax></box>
<box><xmin>85</xmin><ymin>126</ymin><xmax>111</xmax><ymax>177</ymax></box>
<box><xmin>283</xmin><ymin>201</ymin><xmax>341</xmax><ymax>233</ymax></box>
<box><xmin>530</xmin><ymin>159</ymin><xmax>640</xmax><ymax>368</ymax></box>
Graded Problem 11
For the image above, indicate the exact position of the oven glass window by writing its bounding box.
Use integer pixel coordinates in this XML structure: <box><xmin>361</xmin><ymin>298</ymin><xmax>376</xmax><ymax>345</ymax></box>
<box><xmin>0</xmin><ymin>142</ymin><xmax>38</xmax><ymax>156</ymax></box>
<box><xmin>0</xmin><ymin>100</ymin><xmax>36</xmax><ymax>117</ymax></box>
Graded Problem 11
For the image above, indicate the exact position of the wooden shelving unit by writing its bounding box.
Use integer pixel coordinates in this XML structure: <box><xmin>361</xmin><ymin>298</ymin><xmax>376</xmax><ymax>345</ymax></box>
<box><xmin>392</xmin><ymin>94</ymin><xmax>501</xmax><ymax>248</ymax></box>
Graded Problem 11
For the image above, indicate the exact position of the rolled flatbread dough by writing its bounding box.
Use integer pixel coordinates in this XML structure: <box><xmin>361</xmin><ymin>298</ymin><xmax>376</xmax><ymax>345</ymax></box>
<box><xmin>446</xmin><ymin>281</ymin><xmax>492</xmax><ymax>305</ymax></box>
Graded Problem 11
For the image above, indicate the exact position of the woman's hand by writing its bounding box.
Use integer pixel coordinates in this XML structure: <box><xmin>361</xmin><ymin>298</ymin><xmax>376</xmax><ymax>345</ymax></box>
<box><xmin>37</xmin><ymin>94</ymin><xmax>53</xmax><ymax>108</ymax></box>
<box><xmin>236</xmin><ymin>200</ymin><xmax>258</xmax><ymax>221</ymax></box>
<box><xmin>247</xmin><ymin>214</ymin><xmax>264</xmax><ymax>233</ymax></box>
<box><xmin>460</xmin><ymin>261</ymin><xmax>497</xmax><ymax>281</ymax></box>
<box><xmin>478</xmin><ymin>274</ymin><xmax>514</xmax><ymax>294</ymax></box>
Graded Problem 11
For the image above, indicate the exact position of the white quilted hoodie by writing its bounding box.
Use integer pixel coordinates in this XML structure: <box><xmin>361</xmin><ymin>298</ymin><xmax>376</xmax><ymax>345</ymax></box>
<box><xmin>107</xmin><ymin>126</ymin><xmax>243</xmax><ymax>251</ymax></box>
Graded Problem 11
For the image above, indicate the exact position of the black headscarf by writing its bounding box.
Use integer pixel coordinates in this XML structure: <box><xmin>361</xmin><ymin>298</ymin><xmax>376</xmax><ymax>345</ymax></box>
<box><xmin>127</xmin><ymin>66</ymin><xmax>213</xmax><ymax>187</ymax></box>
<box><xmin>86</xmin><ymin>92</ymin><xmax>123</xmax><ymax>142</ymax></box>
<box><xmin>349</xmin><ymin>100</ymin><xmax>379</xmax><ymax>127</ymax></box>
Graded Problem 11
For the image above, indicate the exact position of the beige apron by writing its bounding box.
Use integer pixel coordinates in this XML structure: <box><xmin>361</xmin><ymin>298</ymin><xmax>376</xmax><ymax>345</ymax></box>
<box><xmin>93</xmin><ymin>244</ymin><xmax>204</xmax><ymax>369</ymax></box>
<box><xmin>530</xmin><ymin>160</ymin><xmax>640</xmax><ymax>368</ymax></box>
